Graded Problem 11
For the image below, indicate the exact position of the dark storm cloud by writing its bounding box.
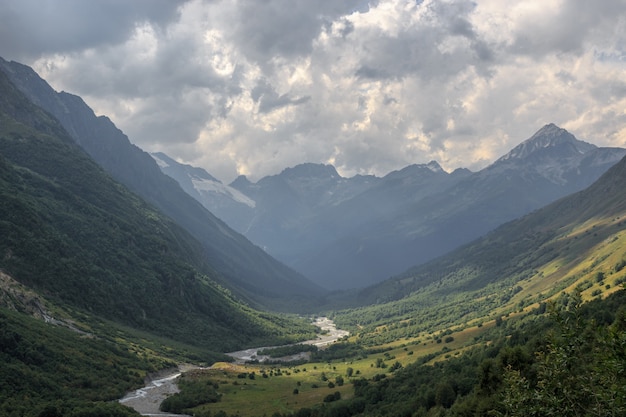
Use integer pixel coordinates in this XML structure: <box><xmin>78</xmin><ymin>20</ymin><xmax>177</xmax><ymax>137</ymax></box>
<box><xmin>8</xmin><ymin>0</ymin><xmax>625</xmax><ymax>182</ymax></box>
<box><xmin>0</xmin><ymin>0</ymin><xmax>184</xmax><ymax>60</ymax></box>
<box><xmin>227</xmin><ymin>0</ymin><xmax>375</xmax><ymax>62</ymax></box>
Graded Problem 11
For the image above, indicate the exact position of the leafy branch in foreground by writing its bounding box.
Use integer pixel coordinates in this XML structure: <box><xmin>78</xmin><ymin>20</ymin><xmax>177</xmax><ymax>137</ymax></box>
<box><xmin>501</xmin><ymin>293</ymin><xmax>626</xmax><ymax>417</ymax></box>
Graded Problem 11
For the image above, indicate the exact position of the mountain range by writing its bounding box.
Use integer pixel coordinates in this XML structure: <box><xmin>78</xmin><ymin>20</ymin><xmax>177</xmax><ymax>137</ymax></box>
<box><xmin>334</xmin><ymin>139</ymin><xmax>626</xmax><ymax>339</ymax></box>
<box><xmin>152</xmin><ymin>124</ymin><xmax>626</xmax><ymax>289</ymax></box>
<box><xmin>2</xmin><ymin>56</ymin><xmax>626</xmax><ymax>416</ymax></box>
<box><xmin>0</xmin><ymin>57</ymin><xmax>324</xmax><ymax>311</ymax></box>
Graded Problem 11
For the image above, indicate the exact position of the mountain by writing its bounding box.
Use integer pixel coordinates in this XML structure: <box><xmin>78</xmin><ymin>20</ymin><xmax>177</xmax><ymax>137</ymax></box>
<box><xmin>151</xmin><ymin>152</ymin><xmax>257</xmax><ymax>233</ymax></box>
<box><xmin>334</xmin><ymin>151</ymin><xmax>626</xmax><ymax>341</ymax></box>
<box><xmin>347</xmin><ymin>123</ymin><xmax>626</xmax><ymax>283</ymax></box>
<box><xmin>157</xmin><ymin>157</ymin><xmax>468</xmax><ymax>289</ymax></box>
<box><xmin>0</xmin><ymin>67</ymin><xmax>316</xmax><ymax>351</ymax></box>
<box><xmin>157</xmin><ymin>125</ymin><xmax>625</xmax><ymax>290</ymax></box>
<box><xmin>0</xmin><ymin>58</ymin><xmax>324</xmax><ymax>310</ymax></box>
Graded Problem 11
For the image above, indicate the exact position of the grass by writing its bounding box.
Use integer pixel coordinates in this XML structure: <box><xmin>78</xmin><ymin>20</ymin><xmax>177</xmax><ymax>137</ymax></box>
<box><xmin>177</xmin><ymin>212</ymin><xmax>626</xmax><ymax>417</ymax></box>
<box><xmin>182</xmin><ymin>363</ymin><xmax>354</xmax><ymax>416</ymax></box>
<box><xmin>176</xmin><ymin>319</ymin><xmax>505</xmax><ymax>417</ymax></box>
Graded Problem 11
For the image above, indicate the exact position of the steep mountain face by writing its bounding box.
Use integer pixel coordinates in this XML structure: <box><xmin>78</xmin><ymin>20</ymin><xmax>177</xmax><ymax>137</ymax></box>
<box><xmin>490</xmin><ymin>123</ymin><xmax>617</xmax><ymax>190</ymax></box>
<box><xmin>156</xmin><ymin>124</ymin><xmax>624</xmax><ymax>290</ymax></box>
<box><xmin>0</xmin><ymin>68</ymin><xmax>314</xmax><ymax>351</ymax></box>
<box><xmin>0</xmin><ymin>58</ymin><xmax>324</xmax><ymax>310</ymax></box>
<box><xmin>233</xmin><ymin>163</ymin><xmax>384</xmax><ymax>262</ymax></box>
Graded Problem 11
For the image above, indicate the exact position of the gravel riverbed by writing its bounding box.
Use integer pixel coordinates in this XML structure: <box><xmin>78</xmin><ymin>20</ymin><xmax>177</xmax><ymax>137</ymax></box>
<box><xmin>119</xmin><ymin>317</ymin><xmax>347</xmax><ymax>415</ymax></box>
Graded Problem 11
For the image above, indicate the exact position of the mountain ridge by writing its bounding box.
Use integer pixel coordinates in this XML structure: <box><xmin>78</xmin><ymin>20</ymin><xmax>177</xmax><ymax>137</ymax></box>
<box><xmin>156</xmin><ymin>123</ymin><xmax>625</xmax><ymax>289</ymax></box>
<box><xmin>333</xmin><ymin>152</ymin><xmax>626</xmax><ymax>340</ymax></box>
<box><xmin>0</xmin><ymin>67</ymin><xmax>317</xmax><ymax>351</ymax></box>
<box><xmin>0</xmin><ymin>57</ymin><xmax>325</xmax><ymax>310</ymax></box>
<box><xmin>497</xmin><ymin>123</ymin><xmax>596</xmax><ymax>161</ymax></box>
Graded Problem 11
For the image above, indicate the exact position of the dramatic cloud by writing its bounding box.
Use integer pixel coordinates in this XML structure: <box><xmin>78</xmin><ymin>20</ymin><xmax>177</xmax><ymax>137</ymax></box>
<box><xmin>0</xmin><ymin>0</ymin><xmax>183</xmax><ymax>59</ymax></box>
<box><xmin>2</xmin><ymin>0</ymin><xmax>625</xmax><ymax>182</ymax></box>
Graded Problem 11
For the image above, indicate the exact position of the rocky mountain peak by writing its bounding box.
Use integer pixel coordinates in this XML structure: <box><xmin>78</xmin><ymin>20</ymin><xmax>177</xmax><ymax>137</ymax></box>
<box><xmin>230</xmin><ymin>174</ymin><xmax>253</xmax><ymax>189</ymax></box>
<box><xmin>384</xmin><ymin>160</ymin><xmax>447</xmax><ymax>181</ymax></box>
<box><xmin>426</xmin><ymin>160</ymin><xmax>445</xmax><ymax>173</ymax></box>
<box><xmin>497</xmin><ymin>123</ymin><xmax>596</xmax><ymax>162</ymax></box>
<box><xmin>279</xmin><ymin>163</ymin><xmax>341</xmax><ymax>180</ymax></box>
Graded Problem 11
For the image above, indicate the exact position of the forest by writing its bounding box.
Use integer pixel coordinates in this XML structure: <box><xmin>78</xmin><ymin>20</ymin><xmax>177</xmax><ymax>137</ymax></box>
<box><xmin>166</xmin><ymin>290</ymin><xmax>626</xmax><ymax>417</ymax></box>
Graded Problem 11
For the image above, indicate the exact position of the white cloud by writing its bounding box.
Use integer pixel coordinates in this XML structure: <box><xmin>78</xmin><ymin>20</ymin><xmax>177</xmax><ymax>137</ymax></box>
<box><xmin>5</xmin><ymin>0</ymin><xmax>625</xmax><ymax>182</ymax></box>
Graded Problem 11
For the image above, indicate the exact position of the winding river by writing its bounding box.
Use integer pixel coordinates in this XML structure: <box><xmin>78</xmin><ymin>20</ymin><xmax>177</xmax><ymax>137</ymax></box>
<box><xmin>226</xmin><ymin>316</ymin><xmax>349</xmax><ymax>363</ymax></box>
<box><xmin>119</xmin><ymin>317</ymin><xmax>348</xmax><ymax>416</ymax></box>
<box><xmin>119</xmin><ymin>368</ymin><xmax>188</xmax><ymax>417</ymax></box>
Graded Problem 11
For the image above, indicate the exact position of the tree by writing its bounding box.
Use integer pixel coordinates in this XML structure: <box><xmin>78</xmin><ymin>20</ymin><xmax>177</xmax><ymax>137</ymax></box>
<box><xmin>501</xmin><ymin>296</ymin><xmax>626</xmax><ymax>416</ymax></box>
<box><xmin>435</xmin><ymin>382</ymin><xmax>456</xmax><ymax>408</ymax></box>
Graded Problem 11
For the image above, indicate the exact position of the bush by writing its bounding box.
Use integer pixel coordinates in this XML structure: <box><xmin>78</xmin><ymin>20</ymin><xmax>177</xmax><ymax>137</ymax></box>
<box><xmin>160</xmin><ymin>379</ymin><xmax>220</xmax><ymax>414</ymax></box>
<box><xmin>323</xmin><ymin>392</ymin><xmax>341</xmax><ymax>403</ymax></box>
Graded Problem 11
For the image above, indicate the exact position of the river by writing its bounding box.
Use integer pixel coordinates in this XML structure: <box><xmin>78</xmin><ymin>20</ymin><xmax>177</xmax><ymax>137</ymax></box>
<box><xmin>119</xmin><ymin>317</ymin><xmax>348</xmax><ymax>416</ymax></box>
<box><xmin>226</xmin><ymin>316</ymin><xmax>349</xmax><ymax>363</ymax></box>
<box><xmin>118</xmin><ymin>368</ymin><xmax>188</xmax><ymax>417</ymax></box>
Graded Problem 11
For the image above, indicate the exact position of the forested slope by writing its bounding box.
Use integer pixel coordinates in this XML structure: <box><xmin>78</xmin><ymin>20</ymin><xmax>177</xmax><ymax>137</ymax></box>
<box><xmin>0</xmin><ymin>67</ymin><xmax>315</xmax><ymax>351</ymax></box>
<box><xmin>0</xmin><ymin>57</ymin><xmax>326</xmax><ymax>312</ymax></box>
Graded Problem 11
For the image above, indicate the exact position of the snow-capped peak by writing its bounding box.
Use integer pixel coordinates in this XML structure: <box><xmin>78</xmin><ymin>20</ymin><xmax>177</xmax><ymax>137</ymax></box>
<box><xmin>150</xmin><ymin>152</ymin><xmax>256</xmax><ymax>208</ymax></box>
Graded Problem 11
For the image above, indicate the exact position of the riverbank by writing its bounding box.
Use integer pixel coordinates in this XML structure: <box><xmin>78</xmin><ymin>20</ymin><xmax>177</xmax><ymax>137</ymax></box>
<box><xmin>226</xmin><ymin>316</ymin><xmax>349</xmax><ymax>363</ymax></box>
<box><xmin>119</xmin><ymin>365</ymin><xmax>200</xmax><ymax>417</ymax></box>
<box><xmin>119</xmin><ymin>317</ymin><xmax>348</xmax><ymax>415</ymax></box>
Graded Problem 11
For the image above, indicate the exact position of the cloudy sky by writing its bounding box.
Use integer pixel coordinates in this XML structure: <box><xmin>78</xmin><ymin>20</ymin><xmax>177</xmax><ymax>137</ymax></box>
<box><xmin>2</xmin><ymin>0</ymin><xmax>626</xmax><ymax>182</ymax></box>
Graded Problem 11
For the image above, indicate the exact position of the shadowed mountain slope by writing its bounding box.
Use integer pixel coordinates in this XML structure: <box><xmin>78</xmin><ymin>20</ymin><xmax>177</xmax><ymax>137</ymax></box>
<box><xmin>153</xmin><ymin>124</ymin><xmax>625</xmax><ymax>290</ymax></box>
<box><xmin>0</xmin><ymin>66</ymin><xmax>315</xmax><ymax>351</ymax></box>
<box><xmin>0</xmin><ymin>58</ymin><xmax>325</xmax><ymax>311</ymax></box>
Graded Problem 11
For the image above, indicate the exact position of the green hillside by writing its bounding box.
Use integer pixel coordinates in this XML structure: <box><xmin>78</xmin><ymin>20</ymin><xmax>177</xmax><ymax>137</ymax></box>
<box><xmin>0</xmin><ymin>68</ymin><xmax>315</xmax><ymax>352</ymax></box>
<box><xmin>142</xmin><ymin>151</ymin><xmax>626</xmax><ymax>417</ymax></box>
<box><xmin>0</xmin><ymin>58</ymin><xmax>326</xmax><ymax>313</ymax></box>
<box><xmin>3</xmin><ymin>58</ymin><xmax>626</xmax><ymax>416</ymax></box>
<box><xmin>162</xmin><ymin>155</ymin><xmax>626</xmax><ymax>417</ymax></box>
<box><xmin>331</xmin><ymin>154</ymin><xmax>626</xmax><ymax>345</ymax></box>
<box><xmin>0</xmin><ymin>306</ymin><xmax>162</xmax><ymax>417</ymax></box>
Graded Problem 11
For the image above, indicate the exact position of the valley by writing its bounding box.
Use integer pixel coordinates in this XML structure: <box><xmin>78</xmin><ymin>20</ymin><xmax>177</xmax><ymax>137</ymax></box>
<box><xmin>227</xmin><ymin>317</ymin><xmax>350</xmax><ymax>364</ymax></box>
<box><xmin>152</xmin><ymin>125</ymin><xmax>626</xmax><ymax>290</ymax></box>
<box><xmin>120</xmin><ymin>317</ymin><xmax>348</xmax><ymax>416</ymax></box>
<box><xmin>1</xmin><ymin>56</ymin><xmax>626</xmax><ymax>417</ymax></box>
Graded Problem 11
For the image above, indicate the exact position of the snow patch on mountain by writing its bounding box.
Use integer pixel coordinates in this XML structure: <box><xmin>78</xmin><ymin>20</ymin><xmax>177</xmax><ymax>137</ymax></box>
<box><xmin>151</xmin><ymin>153</ymin><xmax>170</xmax><ymax>169</ymax></box>
<box><xmin>191</xmin><ymin>176</ymin><xmax>256</xmax><ymax>208</ymax></box>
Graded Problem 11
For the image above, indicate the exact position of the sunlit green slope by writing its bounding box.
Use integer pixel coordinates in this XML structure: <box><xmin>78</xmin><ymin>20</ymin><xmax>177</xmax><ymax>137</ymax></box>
<box><xmin>334</xmin><ymin>153</ymin><xmax>626</xmax><ymax>343</ymax></box>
